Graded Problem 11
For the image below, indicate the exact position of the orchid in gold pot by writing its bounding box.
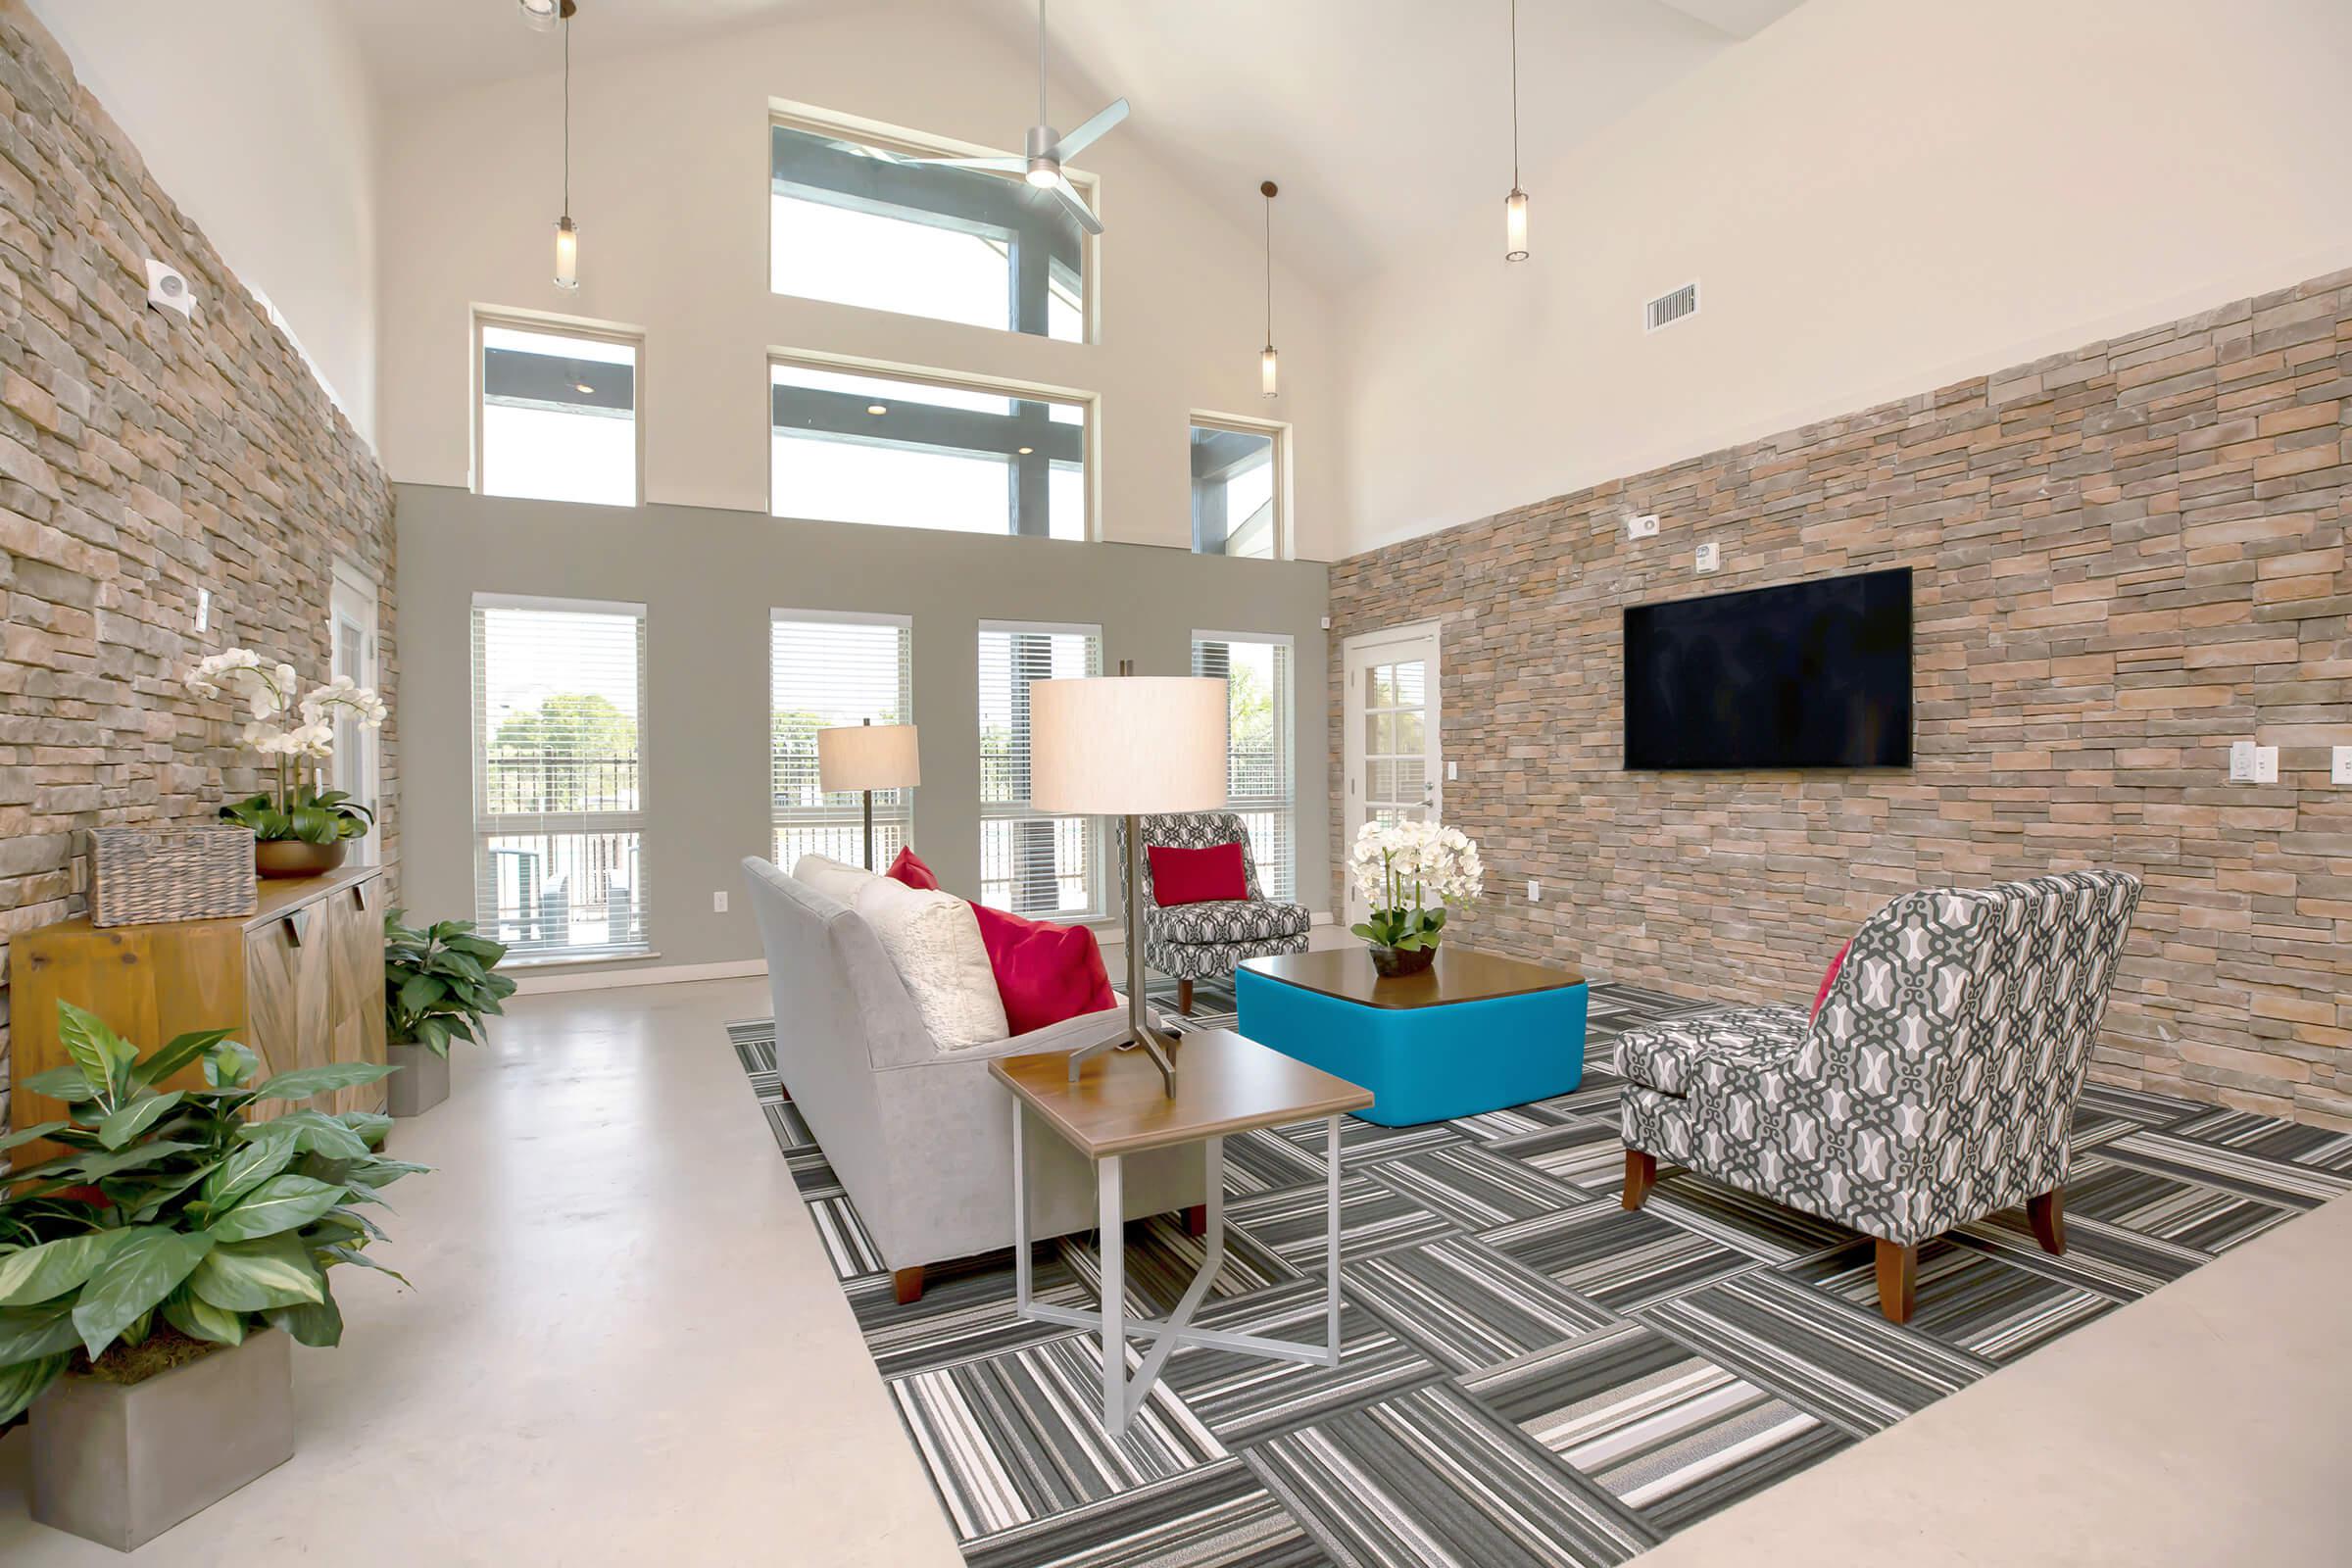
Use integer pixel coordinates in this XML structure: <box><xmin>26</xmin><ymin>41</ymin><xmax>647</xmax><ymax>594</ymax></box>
<box><xmin>186</xmin><ymin>650</ymin><xmax>386</xmax><ymax>878</ymax></box>
<box><xmin>1348</xmin><ymin>817</ymin><xmax>1485</xmax><ymax>978</ymax></box>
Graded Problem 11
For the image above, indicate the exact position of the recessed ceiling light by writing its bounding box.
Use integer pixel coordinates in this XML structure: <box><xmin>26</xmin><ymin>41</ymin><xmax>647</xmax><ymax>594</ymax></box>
<box><xmin>866</xmin><ymin>403</ymin><xmax>888</xmax><ymax>416</ymax></box>
<box><xmin>573</xmin><ymin>381</ymin><xmax>594</xmax><ymax>394</ymax></box>
<box><xmin>1017</xmin><ymin>446</ymin><xmax>1034</xmax><ymax>455</ymax></box>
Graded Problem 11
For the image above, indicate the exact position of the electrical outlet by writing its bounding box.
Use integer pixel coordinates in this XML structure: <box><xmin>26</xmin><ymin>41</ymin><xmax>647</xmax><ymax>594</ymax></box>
<box><xmin>711</xmin><ymin>890</ymin><xmax>729</xmax><ymax>913</ymax></box>
<box><xmin>1526</xmin><ymin>879</ymin><xmax>1541</xmax><ymax>904</ymax></box>
<box><xmin>2252</xmin><ymin>746</ymin><xmax>2278</xmax><ymax>785</ymax></box>
<box><xmin>1695</xmin><ymin>542</ymin><xmax>1721</xmax><ymax>573</ymax></box>
<box><xmin>2229</xmin><ymin>741</ymin><xmax>2257</xmax><ymax>782</ymax></box>
<box><xmin>2333</xmin><ymin>746</ymin><xmax>2352</xmax><ymax>785</ymax></box>
<box><xmin>1628</xmin><ymin>514</ymin><xmax>1659</xmax><ymax>540</ymax></box>
<box><xmin>195</xmin><ymin>587</ymin><xmax>210</xmax><ymax>632</ymax></box>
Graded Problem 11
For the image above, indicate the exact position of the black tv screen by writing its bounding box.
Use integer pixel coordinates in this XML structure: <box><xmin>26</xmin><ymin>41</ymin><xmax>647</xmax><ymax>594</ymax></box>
<box><xmin>1624</xmin><ymin>568</ymin><xmax>1912</xmax><ymax>769</ymax></box>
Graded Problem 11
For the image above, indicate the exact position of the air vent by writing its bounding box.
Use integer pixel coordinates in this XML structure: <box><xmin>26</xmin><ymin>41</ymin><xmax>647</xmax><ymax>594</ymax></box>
<box><xmin>1645</xmin><ymin>282</ymin><xmax>1698</xmax><ymax>332</ymax></box>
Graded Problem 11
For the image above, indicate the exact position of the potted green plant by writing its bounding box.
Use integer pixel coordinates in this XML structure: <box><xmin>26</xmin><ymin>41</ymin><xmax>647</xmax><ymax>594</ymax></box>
<box><xmin>0</xmin><ymin>1002</ymin><xmax>421</xmax><ymax>1550</ymax></box>
<box><xmin>185</xmin><ymin>653</ymin><xmax>386</xmax><ymax>878</ymax></box>
<box><xmin>382</xmin><ymin>910</ymin><xmax>517</xmax><ymax>1117</ymax></box>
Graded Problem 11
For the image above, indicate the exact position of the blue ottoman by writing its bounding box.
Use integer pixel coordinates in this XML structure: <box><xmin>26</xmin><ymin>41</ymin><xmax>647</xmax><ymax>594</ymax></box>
<box><xmin>1235</xmin><ymin>948</ymin><xmax>1587</xmax><ymax>1127</ymax></box>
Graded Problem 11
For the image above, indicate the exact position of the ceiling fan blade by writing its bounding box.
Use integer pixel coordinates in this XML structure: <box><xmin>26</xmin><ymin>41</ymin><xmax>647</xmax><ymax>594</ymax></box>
<box><xmin>1046</xmin><ymin>173</ymin><xmax>1103</xmax><ymax>236</ymax></box>
<box><xmin>911</xmin><ymin>155</ymin><xmax>1028</xmax><ymax>172</ymax></box>
<box><xmin>1051</xmin><ymin>98</ymin><xmax>1129</xmax><ymax>160</ymax></box>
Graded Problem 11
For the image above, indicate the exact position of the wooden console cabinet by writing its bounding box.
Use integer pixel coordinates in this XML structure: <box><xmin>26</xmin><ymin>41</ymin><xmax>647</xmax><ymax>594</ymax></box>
<box><xmin>9</xmin><ymin>863</ymin><xmax>389</xmax><ymax>1155</ymax></box>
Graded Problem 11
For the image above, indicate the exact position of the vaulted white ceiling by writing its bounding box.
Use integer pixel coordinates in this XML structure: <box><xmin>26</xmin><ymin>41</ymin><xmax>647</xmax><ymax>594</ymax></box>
<box><xmin>341</xmin><ymin>0</ymin><xmax>1803</xmax><ymax>287</ymax></box>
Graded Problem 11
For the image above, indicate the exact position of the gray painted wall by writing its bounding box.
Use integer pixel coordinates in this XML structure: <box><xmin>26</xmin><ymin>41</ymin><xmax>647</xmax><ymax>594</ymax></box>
<box><xmin>395</xmin><ymin>483</ymin><xmax>1332</xmax><ymax>977</ymax></box>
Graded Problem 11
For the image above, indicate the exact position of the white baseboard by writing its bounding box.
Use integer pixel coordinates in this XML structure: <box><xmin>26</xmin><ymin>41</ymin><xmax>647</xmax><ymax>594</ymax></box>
<box><xmin>512</xmin><ymin>958</ymin><xmax>768</xmax><ymax>997</ymax></box>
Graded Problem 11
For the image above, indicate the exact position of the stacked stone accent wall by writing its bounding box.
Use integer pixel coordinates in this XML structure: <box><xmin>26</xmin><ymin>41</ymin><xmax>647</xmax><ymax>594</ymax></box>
<box><xmin>1331</xmin><ymin>270</ymin><xmax>2350</xmax><ymax>1127</ymax></box>
<box><xmin>0</xmin><ymin>7</ymin><xmax>396</xmax><ymax>1124</ymax></box>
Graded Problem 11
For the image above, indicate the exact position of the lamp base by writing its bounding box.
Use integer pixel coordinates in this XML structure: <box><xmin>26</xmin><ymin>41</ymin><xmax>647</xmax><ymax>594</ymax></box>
<box><xmin>1067</xmin><ymin>809</ymin><xmax>1177</xmax><ymax>1097</ymax></box>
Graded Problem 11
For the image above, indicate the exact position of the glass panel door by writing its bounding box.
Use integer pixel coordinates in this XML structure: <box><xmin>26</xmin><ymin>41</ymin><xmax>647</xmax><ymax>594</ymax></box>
<box><xmin>1342</xmin><ymin>623</ymin><xmax>1443</xmax><ymax>924</ymax></box>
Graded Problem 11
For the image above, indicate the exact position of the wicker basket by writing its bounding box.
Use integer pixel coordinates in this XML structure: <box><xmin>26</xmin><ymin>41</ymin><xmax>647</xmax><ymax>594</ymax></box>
<box><xmin>87</xmin><ymin>824</ymin><xmax>258</xmax><ymax>927</ymax></box>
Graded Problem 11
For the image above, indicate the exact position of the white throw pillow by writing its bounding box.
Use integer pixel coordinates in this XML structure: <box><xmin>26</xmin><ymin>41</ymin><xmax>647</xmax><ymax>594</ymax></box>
<box><xmin>792</xmin><ymin>853</ymin><xmax>879</xmax><ymax>908</ymax></box>
<box><xmin>852</xmin><ymin>876</ymin><xmax>1008</xmax><ymax>1052</ymax></box>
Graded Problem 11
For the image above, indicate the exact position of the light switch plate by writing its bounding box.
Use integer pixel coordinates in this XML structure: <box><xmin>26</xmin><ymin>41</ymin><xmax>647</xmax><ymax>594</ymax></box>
<box><xmin>1628</xmin><ymin>514</ymin><xmax>1659</xmax><ymax>540</ymax></box>
<box><xmin>195</xmin><ymin>587</ymin><xmax>210</xmax><ymax>632</ymax></box>
<box><xmin>2334</xmin><ymin>746</ymin><xmax>2352</xmax><ymax>785</ymax></box>
<box><xmin>711</xmin><ymin>891</ymin><xmax>729</xmax><ymax>913</ymax></box>
<box><xmin>2252</xmin><ymin>746</ymin><xmax>2278</xmax><ymax>785</ymax></box>
<box><xmin>1526</xmin><ymin>879</ymin><xmax>1541</xmax><ymax>904</ymax></box>
<box><xmin>2229</xmin><ymin>741</ymin><xmax>2257</xmax><ymax>782</ymax></box>
<box><xmin>1446</xmin><ymin>760</ymin><xmax>1457</xmax><ymax>781</ymax></box>
<box><xmin>1695</xmin><ymin>542</ymin><xmax>1721</xmax><ymax>573</ymax></box>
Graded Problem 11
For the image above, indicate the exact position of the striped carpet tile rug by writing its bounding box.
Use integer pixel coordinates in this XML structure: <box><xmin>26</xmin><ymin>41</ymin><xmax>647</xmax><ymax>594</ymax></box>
<box><xmin>726</xmin><ymin>975</ymin><xmax>2351</xmax><ymax>1567</ymax></box>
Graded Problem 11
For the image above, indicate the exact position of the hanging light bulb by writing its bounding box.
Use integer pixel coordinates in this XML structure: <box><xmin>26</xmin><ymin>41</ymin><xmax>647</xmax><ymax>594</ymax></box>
<box><xmin>517</xmin><ymin>0</ymin><xmax>562</xmax><ymax>31</ymax></box>
<box><xmin>1259</xmin><ymin>180</ymin><xmax>1280</xmax><ymax>399</ymax></box>
<box><xmin>1504</xmin><ymin>0</ymin><xmax>1530</xmax><ymax>263</ymax></box>
<box><xmin>552</xmin><ymin>2</ymin><xmax>580</xmax><ymax>291</ymax></box>
<box><xmin>554</xmin><ymin>217</ymin><xmax>579</xmax><ymax>291</ymax></box>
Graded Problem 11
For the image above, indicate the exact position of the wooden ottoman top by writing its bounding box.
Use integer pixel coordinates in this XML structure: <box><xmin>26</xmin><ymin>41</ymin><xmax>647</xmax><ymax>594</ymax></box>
<box><xmin>1239</xmin><ymin>947</ymin><xmax>1585</xmax><ymax>1011</ymax></box>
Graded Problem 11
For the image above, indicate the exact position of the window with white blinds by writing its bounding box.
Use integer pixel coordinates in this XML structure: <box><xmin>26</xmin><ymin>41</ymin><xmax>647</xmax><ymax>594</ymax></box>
<box><xmin>770</xmin><ymin>611</ymin><xmax>913</xmax><ymax>869</ymax></box>
<box><xmin>1193</xmin><ymin>631</ymin><xmax>1296</xmax><ymax>902</ymax></box>
<box><xmin>470</xmin><ymin>596</ymin><xmax>650</xmax><ymax>961</ymax></box>
<box><xmin>977</xmin><ymin>620</ymin><xmax>1102</xmax><ymax>917</ymax></box>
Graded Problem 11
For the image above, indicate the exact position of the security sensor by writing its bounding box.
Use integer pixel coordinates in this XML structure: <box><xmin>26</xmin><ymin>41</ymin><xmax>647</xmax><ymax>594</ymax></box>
<box><xmin>145</xmin><ymin>259</ymin><xmax>196</xmax><ymax>318</ymax></box>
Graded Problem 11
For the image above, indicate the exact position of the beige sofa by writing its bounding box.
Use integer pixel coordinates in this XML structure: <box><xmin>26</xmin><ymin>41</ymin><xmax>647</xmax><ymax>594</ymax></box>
<box><xmin>741</xmin><ymin>856</ymin><xmax>1205</xmax><ymax>1302</ymax></box>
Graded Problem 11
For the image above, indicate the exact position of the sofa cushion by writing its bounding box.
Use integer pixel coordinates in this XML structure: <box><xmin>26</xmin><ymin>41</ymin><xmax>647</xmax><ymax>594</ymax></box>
<box><xmin>1615</xmin><ymin>1005</ymin><xmax>1810</xmax><ymax>1098</ymax></box>
<box><xmin>1148</xmin><ymin>842</ymin><xmax>1249</xmax><ymax>906</ymax></box>
<box><xmin>1810</xmin><ymin>939</ymin><xmax>1852</xmax><ymax>1023</ymax></box>
<box><xmin>1151</xmin><ymin>898</ymin><xmax>1309</xmax><ymax>946</ymax></box>
<box><xmin>793</xmin><ymin>852</ymin><xmax>880</xmax><ymax>907</ymax></box>
<box><xmin>969</xmin><ymin>903</ymin><xmax>1118</xmax><ymax>1035</ymax></box>
<box><xmin>852</xmin><ymin>876</ymin><xmax>1007</xmax><ymax>1051</ymax></box>
<box><xmin>885</xmin><ymin>846</ymin><xmax>941</xmax><ymax>891</ymax></box>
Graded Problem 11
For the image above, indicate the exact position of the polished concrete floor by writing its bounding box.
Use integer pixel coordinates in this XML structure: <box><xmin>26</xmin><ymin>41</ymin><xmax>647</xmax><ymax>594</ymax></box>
<box><xmin>1</xmin><ymin>976</ymin><xmax>2344</xmax><ymax>1564</ymax></box>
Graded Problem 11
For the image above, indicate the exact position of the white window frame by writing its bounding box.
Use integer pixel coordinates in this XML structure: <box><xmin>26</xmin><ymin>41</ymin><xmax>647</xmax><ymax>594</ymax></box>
<box><xmin>1193</xmin><ymin>629</ymin><xmax>1297</xmax><ymax>902</ymax></box>
<box><xmin>768</xmin><ymin>608</ymin><xmax>915</xmax><ymax>870</ymax></box>
<box><xmin>1189</xmin><ymin>410</ymin><xmax>1291</xmax><ymax>561</ymax></box>
<box><xmin>768</xmin><ymin>99</ymin><xmax>1099</xmax><ymax>345</ymax></box>
<box><xmin>469</xmin><ymin>592</ymin><xmax>652</xmax><ymax>964</ymax></box>
<box><xmin>328</xmin><ymin>560</ymin><xmax>382</xmax><ymax>863</ymax></box>
<box><xmin>471</xmin><ymin>308</ymin><xmax>647</xmax><ymax>509</ymax></box>
<box><xmin>977</xmin><ymin>617</ymin><xmax>1104</xmax><ymax>920</ymax></box>
<box><xmin>767</xmin><ymin>350</ymin><xmax>1100</xmax><ymax>542</ymax></box>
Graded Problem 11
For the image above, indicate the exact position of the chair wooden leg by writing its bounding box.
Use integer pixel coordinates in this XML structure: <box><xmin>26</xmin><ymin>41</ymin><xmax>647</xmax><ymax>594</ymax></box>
<box><xmin>1177</xmin><ymin>978</ymin><xmax>1194</xmax><ymax>1015</ymax></box>
<box><xmin>1622</xmin><ymin>1149</ymin><xmax>1657</xmax><ymax>1211</ymax></box>
<box><xmin>1183</xmin><ymin>1203</ymin><xmax>1207</xmax><ymax>1237</ymax></box>
<box><xmin>892</xmin><ymin>1265</ymin><xmax>924</xmax><ymax>1305</ymax></box>
<box><xmin>2027</xmin><ymin>1187</ymin><xmax>2066</xmax><ymax>1255</ymax></box>
<box><xmin>1875</xmin><ymin>1240</ymin><xmax>1916</xmax><ymax>1325</ymax></box>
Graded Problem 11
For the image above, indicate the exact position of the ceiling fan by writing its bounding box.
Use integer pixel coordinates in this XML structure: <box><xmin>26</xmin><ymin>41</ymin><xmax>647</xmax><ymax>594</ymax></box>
<box><xmin>907</xmin><ymin>0</ymin><xmax>1127</xmax><ymax>235</ymax></box>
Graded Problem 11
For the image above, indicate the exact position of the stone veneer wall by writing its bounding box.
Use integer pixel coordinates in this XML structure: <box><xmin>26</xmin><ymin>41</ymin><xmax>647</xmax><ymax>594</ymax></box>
<box><xmin>0</xmin><ymin>6</ymin><xmax>395</xmax><ymax>1124</ymax></box>
<box><xmin>1331</xmin><ymin>269</ymin><xmax>2350</xmax><ymax>1127</ymax></box>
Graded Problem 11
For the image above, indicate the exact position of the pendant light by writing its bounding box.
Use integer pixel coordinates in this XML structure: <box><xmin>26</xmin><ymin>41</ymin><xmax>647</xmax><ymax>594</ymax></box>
<box><xmin>1259</xmin><ymin>180</ymin><xmax>1280</xmax><ymax>399</ymax></box>
<box><xmin>517</xmin><ymin>0</ymin><xmax>561</xmax><ymax>31</ymax></box>
<box><xmin>552</xmin><ymin>0</ymin><xmax>580</xmax><ymax>291</ymax></box>
<box><xmin>1504</xmin><ymin>0</ymin><xmax>1529</xmax><ymax>262</ymax></box>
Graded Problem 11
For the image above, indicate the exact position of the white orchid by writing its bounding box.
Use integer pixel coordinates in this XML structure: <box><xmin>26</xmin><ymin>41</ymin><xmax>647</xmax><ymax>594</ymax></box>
<box><xmin>299</xmin><ymin>675</ymin><xmax>388</xmax><ymax>731</ymax></box>
<box><xmin>1349</xmin><ymin>817</ymin><xmax>1485</xmax><ymax>959</ymax></box>
<box><xmin>187</xmin><ymin>648</ymin><xmax>388</xmax><ymax>848</ymax></box>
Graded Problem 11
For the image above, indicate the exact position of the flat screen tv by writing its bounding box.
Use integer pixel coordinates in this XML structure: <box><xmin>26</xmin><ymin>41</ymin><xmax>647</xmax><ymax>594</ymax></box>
<box><xmin>1624</xmin><ymin>567</ymin><xmax>1912</xmax><ymax>769</ymax></box>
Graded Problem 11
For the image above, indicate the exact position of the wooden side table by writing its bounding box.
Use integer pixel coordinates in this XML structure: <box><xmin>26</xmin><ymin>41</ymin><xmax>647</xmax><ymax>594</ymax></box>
<box><xmin>991</xmin><ymin>1029</ymin><xmax>1374</xmax><ymax>1435</ymax></box>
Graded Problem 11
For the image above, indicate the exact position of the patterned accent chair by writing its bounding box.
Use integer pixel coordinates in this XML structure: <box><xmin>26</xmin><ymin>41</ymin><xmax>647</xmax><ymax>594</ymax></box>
<box><xmin>1614</xmin><ymin>871</ymin><xmax>2143</xmax><ymax>1324</ymax></box>
<box><xmin>1117</xmin><ymin>811</ymin><xmax>1309</xmax><ymax>1014</ymax></box>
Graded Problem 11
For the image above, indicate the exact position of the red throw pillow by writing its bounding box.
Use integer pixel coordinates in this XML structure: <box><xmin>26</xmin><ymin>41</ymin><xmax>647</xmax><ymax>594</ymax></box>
<box><xmin>967</xmin><ymin>902</ymin><xmax>1118</xmax><ymax>1034</ymax></box>
<box><xmin>1810</xmin><ymin>939</ymin><xmax>1852</xmax><ymax>1023</ymax></box>
<box><xmin>885</xmin><ymin>846</ymin><xmax>940</xmax><ymax>891</ymax></box>
<box><xmin>1148</xmin><ymin>842</ymin><xmax>1248</xmax><ymax>906</ymax></box>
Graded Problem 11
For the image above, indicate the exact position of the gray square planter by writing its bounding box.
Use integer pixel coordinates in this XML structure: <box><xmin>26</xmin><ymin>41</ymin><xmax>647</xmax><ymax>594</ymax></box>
<box><xmin>386</xmin><ymin>1038</ymin><xmax>451</xmax><ymax>1117</ymax></box>
<box><xmin>29</xmin><ymin>1326</ymin><xmax>295</xmax><ymax>1552</ymax></box>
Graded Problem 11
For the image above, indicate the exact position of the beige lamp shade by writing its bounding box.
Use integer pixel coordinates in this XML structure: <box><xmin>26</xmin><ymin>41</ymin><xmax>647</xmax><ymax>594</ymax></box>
<box><xmin>1028</xmin><ymin>676</ymin><xmax>1228</xmax><ymax>815</ymax></box>
<box><xmin>816</xmin><ymin>723</ymin><xmax>921</xmax><ymax>792</ymax></box>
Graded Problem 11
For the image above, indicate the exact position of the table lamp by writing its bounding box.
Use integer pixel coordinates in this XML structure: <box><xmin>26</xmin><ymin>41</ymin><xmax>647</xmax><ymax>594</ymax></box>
<box><xmin>816</xmin><ymin>719</ymin><xmax>921</xmax><ymax>870</ymax></box>
<box><xmin>1029</xmin><ymin>662</ymin><xmax>1228</xmax><ymax>1095</ymax></box>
